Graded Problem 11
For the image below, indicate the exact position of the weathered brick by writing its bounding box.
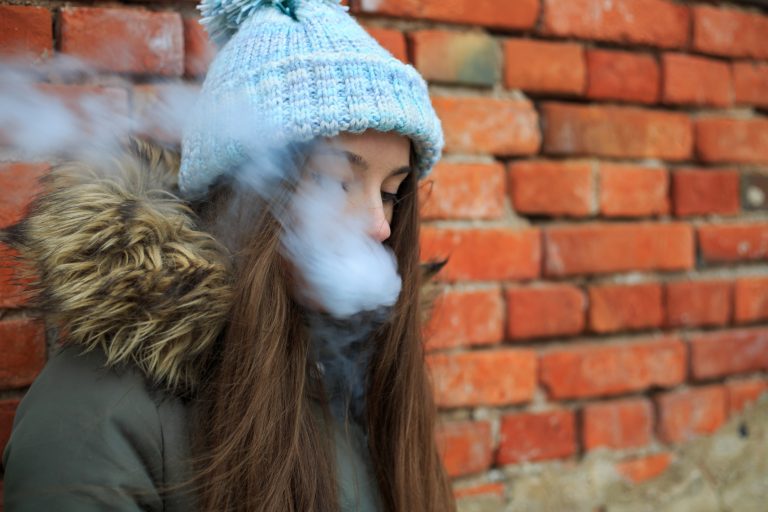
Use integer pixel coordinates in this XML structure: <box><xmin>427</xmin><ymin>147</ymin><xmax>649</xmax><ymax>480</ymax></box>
<box><xmin>427</xmin><ymin>350</ymin><xmax>536</xmax><ymax>407</ymax></box>
<box><xmin>586</xmin><ymin>49</ymin><xmax>660</xmax><ymax>104</ymax></box>
<box><xmin>599</xmin><ymin>164</ymin><xmax>669</xmax><ymax>217</ymax></box>
<box><xmin>354</xmin><ymin>0</ymin><xmax>540</xmax><ymax>30</ymax></box>
<box><xmin>541</xmin><ymin>102</ymin><xmax>692</xmax><ymax>160</ymax></box>
<box><xmin>733</xmin><ymin>62</ymin><xmax>768</xmax><ymax>108</ymax></box>
<box><xmin>60</xmin><ymin>6</ymin><xmax>183</xmax><ymax>76</ymax></box>
<box><xmin>656</xmin><ymin>386</ymin><xmax>727</xmax><ymax>443</ymax></box>
<box><xmin>0</xmin><ymin>5</ymin><xmax>52</xmax><ymax>58</ymax></box>
<box><xmin>672</xmin><ymin>168</ymin><xmax>740</xmax><ymax>217</ymax></box>
<box><xmin>498</xmin><ymin>410</ymin><xmax>576</xmax><ymax>464</ymax></box>
<box><xmin>541</xmin><ymin>0</ymin><xmax>689</xmax><ymax>48</ymax></box>
<box><xmin>544</xmin><ymin>223</ymin><xmax>694</xmax><ymax>277</ymax></box>
<box><xmin>616</xmin><ymin>452</ymin><xmax>672</xmax><ymax>483</ymax></box>
<box><xmin>735</xmin><ymin>277</ymin><xmax>768</xmax><ymax>324</ymax></box>
<box><xmin>726</xmin><ymin>379</ymin><xmax>767</xmax><ymax>414</ymax></box>
<box><xmin>503</xmin><ymin>38</ymin><xmax>585</xmax><ymax>95</ymax></box>
<box><xmin>132</xmin><ymin>83</ymin><xmax>199</xmax><ymax>144</ymax></box>
<box><xmin>419</xmin><ymin>161</ymin><xmax>505</xmax><ymax>220</ymax></box>
<box><xmin>540</xmin><ymin>337</ymin><xmax>686</xmax><ymax>399</ymax></box>
<box><xmin>411</xmin><ymin>30</ymin><xmax>498</xmax><ymax>86</ymax></box>
<box><xmin>453</xmin><ymin>483</ymin><xmax>505</xmax><ymax>501</ymax></box>
<box><xmin>508</xmin><ymin>160</ymin><xmax>594</xmax><ymax>217</ymax></box>
<box><xmin>436</xmin><ymin>420</ymin><xmax>493</xmax><ymax>477</ymax></box>
<box><xmin>662</xmin><ymin>53</ymin><xmax>732</xmax><ymax>107</ymax></box>
<box><xmin>423</xmin><ymin>288</ymin><xmax>503</xmax><ymax>351</ymax></box>
<box><xmin>506</xmin><ymin>285</ymin><xmax>586</xmax><ymax>340</ymax></box>
<box><xmin>420</xmin><ymin>227</ymin><xmax>541</xmax><ymax>282</ymax></box>
<box><xmin>691</xmin><ymin>328</ymin><xmax>768</xmax><ymax>380</ymax></box>
<box><xmin>0</xmin><ymin>244</ymin><xmax>30</xmax><ymax>309</ymax></box>
<box><xmin>588</xmin><ymin>283</ymin><xmax>664</xmax><ymax>333</ymax></box>
<box><xmin>0</xmin><ymin>162</ymin><xmax>48</xmax><ymax>228</ymax></box>
<box><xmin>432</xmin><ymin>96</ymin><xmax>540</xmax><ymax>155</ymax></box>
<box><xmin>0</xmin><ymin>318</ymin><xmax>46</xmax><ymax>390</ymax></box>
<box><xmin>696</xmin><ymin>117</ymin><xmax>768</xmax><ymax>165</ymax></box>
<box><xmin>0</xmin><ymin>399</ymin><xmax>20</xmax><ymax>460</ymax></box>
<box><xmin>743</xmin><ymin>174</ymin><xmax>768</xmax><ymax>212</ymax></box>
<box><xmin>364</xmin><ymin>26</ymin><xmax>407</xmax><ymax>63</ymax></box>
<box><xmin>698</xmin><ymin>223</ymin><xmax>768</xmax><ymax>263</ymax></box>
<box><xmin>582</xmin><ymin>398</ymin><xmax>653</xmax><ymax>451</ymax></box>
<box><xmin>183</xmin><ymin>17</ymin><xmax>215</xmax><ymax>77</ymax></box>
<box><xmin>693</xmin><ymin>5</ymin><xmax>768</xmax><ymax>59</ymax></box>
<box><xmin>665</xmin><ymin>280</ymin><xmax>732</xmax><ymax>328</ymax></box>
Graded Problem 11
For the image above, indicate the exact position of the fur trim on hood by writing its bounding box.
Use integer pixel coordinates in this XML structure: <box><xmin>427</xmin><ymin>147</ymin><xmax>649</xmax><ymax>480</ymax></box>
<box><xmin>3</xmin><ymin>139</ymin><xmax>232</xmax><ymax>394</ymax></box>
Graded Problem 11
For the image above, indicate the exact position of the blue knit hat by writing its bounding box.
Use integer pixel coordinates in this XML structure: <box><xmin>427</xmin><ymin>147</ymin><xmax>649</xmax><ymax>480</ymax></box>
<box><xmin>179</xmin><ymin>0</ymin><xmax>444</xmax><ymax>198</ymax></box>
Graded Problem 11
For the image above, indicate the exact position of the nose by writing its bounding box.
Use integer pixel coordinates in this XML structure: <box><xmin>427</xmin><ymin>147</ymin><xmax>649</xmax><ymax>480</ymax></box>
<box><xmin>366</xmin><ymin>202</ymin><xmax>391</xmax><ymax>243</ymax></box>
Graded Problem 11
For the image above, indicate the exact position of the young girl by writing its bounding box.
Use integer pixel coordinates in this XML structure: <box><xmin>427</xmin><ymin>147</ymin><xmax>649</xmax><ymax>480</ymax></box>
<box><xmin>2</xmin><ymin>1</ymin><xmax>455</xmax><ymax>510</ymax></box>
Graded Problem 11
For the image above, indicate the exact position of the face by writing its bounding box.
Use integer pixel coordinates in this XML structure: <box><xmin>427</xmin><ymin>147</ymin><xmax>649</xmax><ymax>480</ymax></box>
<box><xmin>302</xmin><ymin>130</ymin><xmax>412</xmax><ymax>243</ymax></box>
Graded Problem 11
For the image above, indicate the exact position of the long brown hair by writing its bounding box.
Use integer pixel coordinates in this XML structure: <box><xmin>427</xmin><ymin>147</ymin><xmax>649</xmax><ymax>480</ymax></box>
<box><xmin>190</xmin><ymin>146</ymin><xmax>455</xmax><ymax>511</ymax></box>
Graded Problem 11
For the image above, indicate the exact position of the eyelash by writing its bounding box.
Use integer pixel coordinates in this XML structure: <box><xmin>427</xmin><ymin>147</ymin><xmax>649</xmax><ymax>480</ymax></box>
<box><xmin>381</xmin><ymin>191</ymin><xmax>399</xmax><ymax>204</ymax></box>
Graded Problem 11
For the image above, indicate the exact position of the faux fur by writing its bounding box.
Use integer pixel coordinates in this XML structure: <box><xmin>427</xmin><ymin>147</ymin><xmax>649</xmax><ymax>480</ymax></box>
<box><xmin>3</xmin><ymin>139</ymin><xmax>233</xmax><ymax>393</ymax></box>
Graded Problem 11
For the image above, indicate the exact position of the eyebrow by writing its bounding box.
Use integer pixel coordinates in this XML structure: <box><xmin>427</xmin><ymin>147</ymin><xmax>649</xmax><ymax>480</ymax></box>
<box><xmin>323</xmin><ymin>147</ymin><xmax>412</xmax><ymax>177</ymax></box>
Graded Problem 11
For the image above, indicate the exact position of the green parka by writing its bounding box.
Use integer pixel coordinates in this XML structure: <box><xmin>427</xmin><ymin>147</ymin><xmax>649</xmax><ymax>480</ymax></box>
<box><xmin>1</xmin><ymin>140</ymin><xmax>382</xmax><ymax>511</ymax></box>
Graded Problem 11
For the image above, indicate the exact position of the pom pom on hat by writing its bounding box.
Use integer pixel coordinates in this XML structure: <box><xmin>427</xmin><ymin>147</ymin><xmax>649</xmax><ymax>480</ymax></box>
<box><xmin>199</xmin><ymin>0</ymin><xmax>348</xmax><ymax>46</ymax></box>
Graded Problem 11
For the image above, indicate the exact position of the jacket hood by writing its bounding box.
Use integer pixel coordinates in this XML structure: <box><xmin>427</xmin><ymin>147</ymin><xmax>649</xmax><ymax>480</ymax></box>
<box><xmin>3</xmin><ymin>139</ymin><xmax>232</xmax><ymax>394</ymax></box>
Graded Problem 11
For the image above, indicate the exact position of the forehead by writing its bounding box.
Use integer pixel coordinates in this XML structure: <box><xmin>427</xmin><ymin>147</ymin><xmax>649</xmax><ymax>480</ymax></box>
<box><xmin>327</xmin><ymin>130</ymin><xmax>411</xmax><ymax>161</ymax></box>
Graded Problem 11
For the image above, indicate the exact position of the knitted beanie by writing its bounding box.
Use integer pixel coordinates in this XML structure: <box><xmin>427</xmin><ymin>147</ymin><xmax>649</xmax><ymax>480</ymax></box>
<box><xmin>179</xmin><ymin>0</ymin><xmax>444</xmax><ymax>198</ymax></box>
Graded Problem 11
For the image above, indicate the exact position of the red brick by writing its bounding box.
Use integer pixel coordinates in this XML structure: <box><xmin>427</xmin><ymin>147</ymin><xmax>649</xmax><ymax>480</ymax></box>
<box><xmin>183</xmin><ymin>17</ymin><xmax>215</xmax><ymax>77</ymax></box>
<box><xmin>599</xmin><ymin>164</ymin><xmax>669</xmax><ymax>217</ymax></box>
<box><xmin>0</xmin><ymin>6</ymin><xmax>52</xmax><ymax>58</ymax></box>
<box><xmin>662</xmin><ymin>53</ymin><xmax>732</xmax><ymax>107</ymax></box>
<box><xmin>506</xmin><ymin>285</ymin><xmax>585</xmax><ymax>340</ymax></box>
<box><xmin>0</xmin><ymin>244</ymin><xmax>31</xmax><ymax>309</ymax></box>
<box><xmin>436</xmin><ymin>420</ymin><xmax>492</xmax><ymax>477</ymax></box>
<box><xmin>544</xmin><ymin>223</ymin><xmax>694</xmax><ymax>277</ymax></box>
<box><xmin>588</xmin><ymin>283</ymin><xmax>663</xmax><ymax>333</ymax></box>
<box><xmin>508</xmin><ymin>160</ymin><xmax>594</xmax><ymax>217</ymax></box>
<box><xmin>132</xmin><ymin>83</ymin><xmax>199</xmax><ymax>144</ymax></box>
<box><xmin>698</xmin><ymin>223</ymin><xmax>768</xmax><ymax>264</ymax></box>
<box><xmin>582</xmin><ymin>398</ymin><xmax>653</xmax><ymax>451</ymax></box>
<box><xmin>665</xmin><ymin>280</ymin><xmax>732</xmax><ymax>328</ymax></box>
<box><xmin>691</xmin><ymin>328</ymin><xmax>768</xmax><ymax>380</ymax></box>
<box><xmin>726</xmin><ymin>379</ymin><xmax>767</xmax><ymax>414</ymax></box>
<box><xmin>693</xmin><ymin>5</ymin><xmax>768</xmax><ymax>59</ymax></box>
<box><xmin>60</xmin><ymin>7</ymin><xmax>183</xmax><ymax>76</ymax></box>
<box><xmin>586</xmin><ymin>49</ymin><xmax>659</xmax><ymax>104</ymax></box>
<box><xmin>423</xmin><ymin>288</ymin><xmax>503</xmax><ymax>351</ymax></box>
<box><xmin>735</xmin><ymin>277</ymin><xmax>768</xmax><ymax>324</ymax></box>
<box><xmin>427</xmin><ymin>350</ymin><xmax>536</xmax><ymax>408</ymax></box>
<box><xmin>362</xmin><ymin>26</ymin><xmax>406</xmax><ymax>63</ymax></box>
<box><xmin>355</xmin><ymin>0</ymin><xmax>539</xmax><ymax>30</ymax></box>
<box><xmin>541</xmin><ymin>0</ymin><xmax>689</xmax><ymax>48</ymax></box>
<box><xmin>0</xmin><ymin>162</ymin><xmax>48</xmax><ymax>228</ymax></box>
<box><xmin>432</xmin><ymin>96</ymin><xmax>540</xmax><ymax>156</ymax></box>
<box><xmin>504</xmin><ymin>39</ymin><xmax>585</xmax><ymax>95</ymax></box>
<box><xmin>541</xmin><ymin>102</ymin><xmax>692</xmax><ymax>160</ymax></box>
<box><xmin>672</xmin><ymin>168</ymin><xmax>740</xmax><ymax>217</ymax></box>
<box><xmin>0</xmin><ymin>318</ymin><xmax>46</xmax><ymax>390</ymax></box>
<box><xmin>733</xmin><ymin>62</ymin><xmax>768</xmax><ymax>108</ymax></box>
<box><xmin>498</xmin><ymin>410</ymin><xmax>576</xmax><ymax>464</ymax></box>
<box><xmin>453</xmin><ymin>483</ymin><xmax>505</xmax><ymax>501</ymax></box>
<box><xmin>420</xmin><ymin>227</ymin><xmax>540</xmax><ymax>282</ymax></box>
<box><xmin>412</xmin><ymin>30</ymin><xmax>498</xmax><ymax>86</ymax></box>
<box><xmin>540</xmin><ymin>337</ymin><xmax>686</xmax><ymax>399</ymax></box>
<box><xmin>656</xmin><ymin>386</ymin><xmax>727</xmax><ymax>443</ymax></box>
<box><xmin>696</xmin><ymin>117</ymin><xmax>768</xmax><ymax>165</ymax></box>
<box><xmin>419</xmin><ymin>161</ymin><xmax>505</xmax><ymax>220</ymax></box>
<box><xmin>616</xmin><ymin>453</ymin><xmax>672</xmax><ymax>483</ymax></box>
<box><xmin>0</xmin><ymin>399</ymin><xmax>19</xmax><ymax>459</ymax></box>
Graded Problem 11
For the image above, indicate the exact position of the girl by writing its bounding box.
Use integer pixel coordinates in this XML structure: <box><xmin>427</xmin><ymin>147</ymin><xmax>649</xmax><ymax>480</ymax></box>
<box><xmin>2</xmin><ymin>0</ymin><xmax>455</xmax><ymax>511</ymax></box>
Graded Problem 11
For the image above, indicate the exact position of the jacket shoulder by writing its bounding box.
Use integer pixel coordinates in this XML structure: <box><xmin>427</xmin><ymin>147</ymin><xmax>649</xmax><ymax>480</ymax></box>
<box><xmin>2</xmin><ymin>346</ymin><xmax>180</xmax><ymax>511</ymax></box>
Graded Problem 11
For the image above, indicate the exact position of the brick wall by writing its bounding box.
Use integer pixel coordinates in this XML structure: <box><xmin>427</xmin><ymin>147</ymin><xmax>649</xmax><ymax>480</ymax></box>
<box><xmin>1</xmin><ymin>0</ymin><xmax>768</xmax><ymax>509</ymax></box>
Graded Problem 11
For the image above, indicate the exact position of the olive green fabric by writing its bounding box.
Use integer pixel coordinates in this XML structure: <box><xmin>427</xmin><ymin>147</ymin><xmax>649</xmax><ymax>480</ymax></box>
<box><xmin>2</xmin><ymin>346</ymin><xmax>382</xmax><ymax>511</ymax></box>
